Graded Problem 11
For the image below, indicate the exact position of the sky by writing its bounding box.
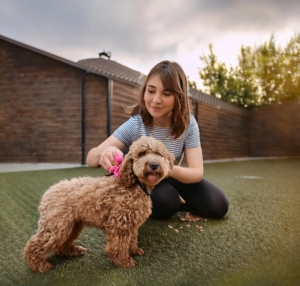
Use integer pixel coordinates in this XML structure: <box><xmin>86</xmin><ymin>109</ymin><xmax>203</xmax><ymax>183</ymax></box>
<box><xmin>1</xmin><ymin>0</ymin><xmax>299</xmax><ymax>88</ymax></box>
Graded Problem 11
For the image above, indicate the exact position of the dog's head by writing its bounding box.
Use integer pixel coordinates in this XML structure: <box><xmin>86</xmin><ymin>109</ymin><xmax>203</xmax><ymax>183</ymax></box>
<box><xmin>119</xmin><ymin>136</ymin><xmax>175</xmax><ymax>190</ymax></box>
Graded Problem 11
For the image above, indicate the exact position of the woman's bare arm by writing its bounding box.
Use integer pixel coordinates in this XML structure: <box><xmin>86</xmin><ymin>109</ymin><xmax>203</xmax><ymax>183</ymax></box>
<box><xmin>86</xmin><ymin>134</ymin><xmax>126</xmax><ymax>171</ymax></box>
<box><xmin>171</xmin><ymin>145</ymin><xmax>204</xmax><ymax>184</ymax></box>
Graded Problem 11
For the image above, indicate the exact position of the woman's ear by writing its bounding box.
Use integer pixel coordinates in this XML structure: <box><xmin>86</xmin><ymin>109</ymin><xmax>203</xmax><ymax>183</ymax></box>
<box><xmin>119</xmin><ymin>154</ymin><xmax>136</xmax><ymax>187</ymax></box>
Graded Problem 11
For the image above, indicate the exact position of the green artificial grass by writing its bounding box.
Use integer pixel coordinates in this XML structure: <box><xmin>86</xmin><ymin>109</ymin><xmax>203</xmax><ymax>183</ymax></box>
<box><xmin>0</xmin><ymin>159</ymin><xmax>299</xmax><ymax>286</ymax></box>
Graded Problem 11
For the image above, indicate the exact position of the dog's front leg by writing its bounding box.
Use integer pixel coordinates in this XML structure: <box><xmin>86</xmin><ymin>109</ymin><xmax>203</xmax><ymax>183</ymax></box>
<box><xmin>129</xmin><ymin>227</ymin><xmax>144</xmax><ymax>256</ymax></box>
<box><xmin>104</xmin><ymin>228</ymin><xmax>136</xmax><ymax>268</ymax></box>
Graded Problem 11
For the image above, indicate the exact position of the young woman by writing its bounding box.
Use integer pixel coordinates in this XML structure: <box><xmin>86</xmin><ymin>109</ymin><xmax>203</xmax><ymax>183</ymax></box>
<box><xmin>86</xmin><ymin>60</ymin><xmax>229</xmax><ymax>219</ymax></box>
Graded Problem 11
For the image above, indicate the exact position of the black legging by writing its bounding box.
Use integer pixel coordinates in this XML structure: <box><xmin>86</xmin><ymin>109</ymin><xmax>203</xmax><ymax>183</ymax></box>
<box><xmin>150</xmin><ymin>177</ymin><xmax>229</xmax><ymax>219</ymax></box>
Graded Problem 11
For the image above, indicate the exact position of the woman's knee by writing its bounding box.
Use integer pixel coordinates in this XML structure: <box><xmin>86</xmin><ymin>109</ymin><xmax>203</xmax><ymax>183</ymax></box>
<box><xmin>210</xmin><ymin>196</ymin><xmax>229</xmax><ymax>218</ymax></box>
<box><xmin>150</xmin><ymin>181</ymin><xmax>181</xmax><ymax>219</ymax></box>
<box><xmin>180</xmin><ymin>178</ymin><xmax>229</xmax><ymax>219</ymax></box>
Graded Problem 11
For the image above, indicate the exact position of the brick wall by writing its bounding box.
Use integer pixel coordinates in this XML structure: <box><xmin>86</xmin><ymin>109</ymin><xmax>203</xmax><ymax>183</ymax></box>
<box><xmin>0</xmin><ymin>39</ymin><xmax>108</xmax><ymax>163</ymax></box>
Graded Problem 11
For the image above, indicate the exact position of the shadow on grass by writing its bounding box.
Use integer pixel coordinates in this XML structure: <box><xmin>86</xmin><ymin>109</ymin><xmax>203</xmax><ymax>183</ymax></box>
<box><xmin>0</xmin><ymin>159</ymin><xmax>299</xmax><ymax>286</ymax></box>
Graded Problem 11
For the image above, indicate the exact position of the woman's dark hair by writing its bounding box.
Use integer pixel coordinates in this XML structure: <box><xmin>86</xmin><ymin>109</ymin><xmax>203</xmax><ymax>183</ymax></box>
<box><xmin>126</xmin><ymin>60</ymin><xmax>191</xmax><ymax>139</ymax></box>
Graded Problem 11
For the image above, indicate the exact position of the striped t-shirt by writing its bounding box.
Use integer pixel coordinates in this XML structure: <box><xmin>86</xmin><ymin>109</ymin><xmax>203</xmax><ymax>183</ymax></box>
<box><xmin>113</xmin><ymin>114</ymin><xmax>200</xmax><ymax>164</ymax></box>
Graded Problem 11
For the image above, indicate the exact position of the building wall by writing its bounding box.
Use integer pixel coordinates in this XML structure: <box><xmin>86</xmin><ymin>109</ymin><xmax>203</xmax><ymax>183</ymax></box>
<box><xmin>196</xmin><ymin>102</ymin><xmax>251</xmax><ymax>160</ymax></box>
<box><xmin>110</xmin><ymin>80</ymin><xmax>141</xmax><ymax>133</ymax></box>
<box><xmin>84</xmin><ymin>74</ymin><xmax>108</xmax><ymax>161</ymax></box>
<box><xmin>250</xmin><ymin>102</ymin><xmax>300</xmax><ymax>157</ymax></box>
<box><xmin>0</xmin><ymin>39</ymin><xmax>107</xmax><ymax>163</ymax></box>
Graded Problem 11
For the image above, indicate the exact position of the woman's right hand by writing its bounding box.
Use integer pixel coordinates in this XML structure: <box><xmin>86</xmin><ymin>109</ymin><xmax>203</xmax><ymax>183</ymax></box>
<box><xmin>99</xmin><ymin>146</ymin><xmax>123</xmax><ymax>172</ymax></box>
<box><xmin>86</xmin><ymin>134</ymin><xmax>126</xmax><ymax>169</ymax></box>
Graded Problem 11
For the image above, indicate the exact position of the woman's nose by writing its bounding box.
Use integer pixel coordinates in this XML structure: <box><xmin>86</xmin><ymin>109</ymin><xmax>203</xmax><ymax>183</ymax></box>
<box><xmin>153</xmin><ymin>93</ymin><xmax>162</xmax><ymax>103</ymax></box>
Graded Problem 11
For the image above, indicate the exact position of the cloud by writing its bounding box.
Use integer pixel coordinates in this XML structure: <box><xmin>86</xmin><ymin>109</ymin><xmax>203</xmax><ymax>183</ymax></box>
<box><xmin>0</xmin><ymin>0</ymin><xmax>299</xmax><ymax>80</ymax></box>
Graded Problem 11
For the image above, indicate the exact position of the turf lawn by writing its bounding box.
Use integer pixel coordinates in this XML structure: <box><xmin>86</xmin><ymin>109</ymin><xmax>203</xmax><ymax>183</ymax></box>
<box><xmin>0</xmin><ymin>159</ymin><xmax>299</xmax><ymax>286</ymax></box>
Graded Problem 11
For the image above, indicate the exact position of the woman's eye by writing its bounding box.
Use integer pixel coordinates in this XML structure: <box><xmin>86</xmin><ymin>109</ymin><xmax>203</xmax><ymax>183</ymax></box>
<box><xmin>164</xmin><ymin>93</ymin><xmax>171</xmax><ymax>96</ymax></box>
<box><xmin>148</xmin><ymin>90</ymin><xmax>155</xmax><ymax>94</ymax></box>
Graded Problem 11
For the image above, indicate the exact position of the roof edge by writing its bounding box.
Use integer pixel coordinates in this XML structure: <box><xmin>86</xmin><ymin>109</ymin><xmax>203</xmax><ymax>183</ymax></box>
<box><xmin>0</xmin><ymin>34</ymin><xmax>111</xmax><ymax>79</ymax></box>
<box><xmin>188</xmin><ymin>87</ymin><xmax>250</xmax><ymax>116</ymax></box>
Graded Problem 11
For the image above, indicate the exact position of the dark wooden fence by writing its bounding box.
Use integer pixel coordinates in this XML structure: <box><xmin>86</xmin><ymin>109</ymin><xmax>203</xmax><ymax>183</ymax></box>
<box><xmin>250</xmin><ymin>102</ymin><xmax>300</xmax><ymax>157</ymax></box>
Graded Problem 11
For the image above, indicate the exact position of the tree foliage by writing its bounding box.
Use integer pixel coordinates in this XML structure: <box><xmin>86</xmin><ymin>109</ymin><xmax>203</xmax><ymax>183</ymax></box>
<box><xmin>199</xmin><ymin>33</ymin><xmax>300</xmax><ymax>107</ymax></box>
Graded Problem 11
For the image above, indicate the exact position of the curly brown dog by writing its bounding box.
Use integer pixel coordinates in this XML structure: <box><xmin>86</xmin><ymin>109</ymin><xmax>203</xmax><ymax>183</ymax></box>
<box><xmin>24</xmin><ymin>136</ymin><xmax>174</xmax><ymax>272</ymax></box>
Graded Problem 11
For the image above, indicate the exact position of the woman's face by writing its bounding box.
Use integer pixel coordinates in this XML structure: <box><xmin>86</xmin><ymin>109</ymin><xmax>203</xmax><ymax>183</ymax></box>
<box><xmin>144</xmin><ymin>73</ymin><xmax>175</xmax><ymax>126</ymax></box>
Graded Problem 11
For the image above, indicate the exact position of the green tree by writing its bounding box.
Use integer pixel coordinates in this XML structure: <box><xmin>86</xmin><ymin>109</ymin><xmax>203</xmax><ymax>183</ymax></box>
<box><xmin>226</xmin><ymin>46</ymin><xmax>258</xmax><ymax>107</ymax></box>
<box><xmin>199</xmin><ymin>33</ymin><xmax>300</xmax><ymax>107</ymax></box>
<box><xmin>199</xmin><ymin>45</ymin><xmax>258</xmax><ymax>107</ymax></box>
<box><xmin>253</xmin><ymin>35</ymin><xmax>283</xmax><ymax>105</ymax></box>
<box><xmin>281</xmin><ymin>33</ymin><xmax>300</xmax><ymax>102</ymax></box>
<box><xmin>199</xmin><ymin>44</ymin><xmax>228</xmax><ymax>100</ymax></box>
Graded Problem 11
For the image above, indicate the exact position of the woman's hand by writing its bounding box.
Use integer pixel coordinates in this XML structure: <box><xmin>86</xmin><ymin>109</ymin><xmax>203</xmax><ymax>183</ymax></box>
<box><xmin>86</xmin><ymin>135</ymin><xmax>126</xmax><ymax>169</ymax></box>
<box><xmin>99</xmin><ymin>146</ymin><xmax>123</xmax><ymax>172</ymax></box>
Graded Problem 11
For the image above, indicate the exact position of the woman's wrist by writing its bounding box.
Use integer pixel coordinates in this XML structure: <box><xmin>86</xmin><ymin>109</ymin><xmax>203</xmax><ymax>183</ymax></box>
<box><xmin>86</xmin><ymin>148</ymin><xmax>101</xmax><ymax>168</ymax></box>
<box><xmin>171</xmin><ymin>165</ymin><xmax>203</xmax><ymax>184</ymax></box>
<box><xmin>171</xmin><ymin>165</ymin><xmax>180</xmax><ymax>179</ymax></box>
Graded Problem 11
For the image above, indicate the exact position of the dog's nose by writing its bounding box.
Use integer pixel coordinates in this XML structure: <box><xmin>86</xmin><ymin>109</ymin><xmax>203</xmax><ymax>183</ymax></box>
<box><xmin>149</xmin><ymin>162</ymin><xmax>159</xmax><ymax>170</ymax></box>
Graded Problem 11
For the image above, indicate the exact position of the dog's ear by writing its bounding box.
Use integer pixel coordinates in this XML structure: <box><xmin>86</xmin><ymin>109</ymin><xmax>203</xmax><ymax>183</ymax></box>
<box><xmin>168</xmin><ymin>152</ymin><xmax>175</xmax><ymax>171</ymax></box>
<box><xmin>119</xmin><ymin>153</ymin><xmax>137</xmax><ymax>187</ymax></box>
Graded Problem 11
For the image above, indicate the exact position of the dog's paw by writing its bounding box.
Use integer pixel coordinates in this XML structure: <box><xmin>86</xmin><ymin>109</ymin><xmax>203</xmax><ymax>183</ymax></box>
<box><xmin>130</xmin><ymin>247</ymin><xmax>144</xmax><ymax>256</ymax></box>
<box><xmin>35</xmin><ymin>261</ymin><xmax>53</xmax><ymax>273</ymax></box>
<box><xmin>115</xmin><ymin>257</ymin><xmax>136</xmax><ymax>268</ymax></box>
<box><xmin>71</xmin><ymin>245</ymin><xmax>87</xmax><ymax>256</ymax></box>
<box><xmin>56</xmin><ymin>245</ymin><xmax>87</xmax><ymax>257</ymax></box>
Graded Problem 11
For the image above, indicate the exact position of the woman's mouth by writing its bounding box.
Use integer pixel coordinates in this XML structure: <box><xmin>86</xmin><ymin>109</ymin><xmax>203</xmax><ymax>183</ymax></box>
<box><xmin>151</xmin><ymin>106</ymin><xmax>161</xmax><ymax>111</ymax></box>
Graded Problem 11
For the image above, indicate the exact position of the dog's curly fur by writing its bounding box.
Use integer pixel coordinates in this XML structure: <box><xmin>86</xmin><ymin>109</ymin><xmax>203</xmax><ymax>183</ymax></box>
<box><xmin>24</xmin><ymin>136</ymin><xmax>174</xmax><ymax>272</ymax></box>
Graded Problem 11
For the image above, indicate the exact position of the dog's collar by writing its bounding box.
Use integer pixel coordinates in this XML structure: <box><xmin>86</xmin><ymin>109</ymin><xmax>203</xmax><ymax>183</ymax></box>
<box><xmin>136</xmin><ymin>180</ymin><xmax>151</xmax><ymax>196</ymax></box>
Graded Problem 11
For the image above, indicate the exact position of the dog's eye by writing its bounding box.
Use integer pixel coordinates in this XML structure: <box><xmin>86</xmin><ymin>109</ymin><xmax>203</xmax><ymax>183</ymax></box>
<box><xmin>155</xmin><ymin>152</ymin><xmax>163</xmax><ymax>157</ymax></box>
<box><xmin>138</xmin><ymin>151</ymin><xmax>146</xmax><ymax>157</ymax></box>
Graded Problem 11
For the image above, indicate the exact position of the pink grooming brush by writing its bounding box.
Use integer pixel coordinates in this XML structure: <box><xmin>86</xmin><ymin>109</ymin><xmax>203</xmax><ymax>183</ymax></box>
<box><xmin>109</xmin><ymin>153</ymin><xmax>123</xmax><ymax>178</ymax></box>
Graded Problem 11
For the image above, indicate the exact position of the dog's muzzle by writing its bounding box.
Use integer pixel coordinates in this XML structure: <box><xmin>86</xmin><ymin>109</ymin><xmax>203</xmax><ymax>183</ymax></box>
<box><xmin>149</xmin><ymin>162</ymin><xmax>159</xmax><ymax>171</ymax></box>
